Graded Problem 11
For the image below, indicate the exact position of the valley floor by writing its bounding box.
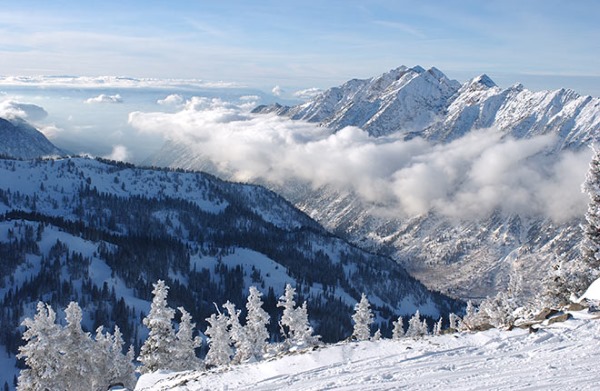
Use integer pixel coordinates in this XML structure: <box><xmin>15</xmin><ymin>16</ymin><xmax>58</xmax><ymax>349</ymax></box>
<box><xmin>136</xmin><ymin>311</ymin><xmax>600</xmax><ymax>391</ymax></box>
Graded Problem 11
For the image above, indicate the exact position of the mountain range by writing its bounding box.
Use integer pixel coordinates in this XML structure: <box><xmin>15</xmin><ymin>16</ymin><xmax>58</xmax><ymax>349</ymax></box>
<box><xmin>152</xmin><ymin>65</ymin><xmax>599</xmax><ymax>300</ymax></box>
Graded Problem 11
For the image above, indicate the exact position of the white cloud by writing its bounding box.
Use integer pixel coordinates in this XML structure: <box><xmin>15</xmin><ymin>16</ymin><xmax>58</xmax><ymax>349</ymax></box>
<box><xmin>103</xmin><ymin>145</ymin><xmax>130</xmax><ymax>162</ymax></box>
<box><xmin>85</xmin><ymin>94</ymin><xmax>123</xmax><ymax>104</ymax></box>
<box><xmin>38</xmin><ymin>124</ymin><xmax>63</xmax><ymax>139</ymax></box>
<box><xmin>157</xmin><ymin>94</ymin><xmax>184</xmax><ymax>106</ymax></box>
<box><xmin>0</xmin><ymin>100</ymin><xmax>48</xmax><ymax>121</ymax></box>
<box><xmin>129</xmin><ymin>99</ymin><xmax>591</xmax><ymax>221</ymax></box>
<box><xmin>0</xmin><ymin>75</ymin><xmax>243</xmax><ymax>90</ymax></box>
<box><xmin>293</xmin><ymin>87</ymin><xmax>323</xmax><ymax>100</ymax></box>
<box><xmin>272</xmin><ymin>85</ymin><xmax>283</xmax><ymax>96</ymax></box>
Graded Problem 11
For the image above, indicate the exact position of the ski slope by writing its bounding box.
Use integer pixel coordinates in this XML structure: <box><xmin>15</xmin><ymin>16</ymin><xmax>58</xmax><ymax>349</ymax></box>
<box><xmin>136</xmin><ymin>311</ymin><xmax>600</xmax><ymax>390</ymax></box>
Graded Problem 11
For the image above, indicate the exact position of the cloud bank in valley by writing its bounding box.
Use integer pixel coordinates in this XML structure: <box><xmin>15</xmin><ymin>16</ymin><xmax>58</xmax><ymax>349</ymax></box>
<box><xmin>128</xmin><ymin>97</ymin><xmax>592</xmax><ymax>222</ymax></box>
<box><xmin>0</xmin><ymin>100</ymin><xmax>48</xmax><ymax>121</ymax></box>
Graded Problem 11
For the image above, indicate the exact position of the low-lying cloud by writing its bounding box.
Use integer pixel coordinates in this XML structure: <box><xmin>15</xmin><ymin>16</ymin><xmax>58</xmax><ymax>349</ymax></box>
<box><xmin>85</xmin><ymin>94</ymin><xmax>123</xmax><ymax>104</ymax></box>
<box><xmin>129</xmin><ymin>98</ymin><xmax>591</xmax><ymax>222</ymax></box>
<box><xmin>103</xmin><ymin>145</ymin><xmax>130</xmax><ymax>162</ymax></box>
<box><xmin>0</xmin><ymin>100</ymin><xmax>48</xmax><ymax>121</ymax></box>
<box><xmin>157</xmin><ymin>94</ymin><xmax>184</xmax><ymax>106</ymax></box>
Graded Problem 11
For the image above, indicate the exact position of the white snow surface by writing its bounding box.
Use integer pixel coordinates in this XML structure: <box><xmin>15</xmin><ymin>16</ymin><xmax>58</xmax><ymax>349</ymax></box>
<box><xmin>579</xmin><ymin>277</ymin><xmax>600</xmax><ymax>301</ymax></box>
<box><xmin>136</xmin><ymin>312</ymin><xmax>600</xmax><ymax>391</ymax></box>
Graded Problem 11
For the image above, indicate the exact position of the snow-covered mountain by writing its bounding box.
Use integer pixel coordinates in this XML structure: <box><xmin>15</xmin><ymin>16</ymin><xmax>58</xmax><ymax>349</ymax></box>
<box><xmin>0</xmin><ymin>156</ymin><xmax>461</xmax><ymax>387</ymax></box>
<box><xmin>254</xmin><ymin>66</ymin><xmax>461</xmax><ymax>137</ymax></box>
<box><xmin>253</xmin><ymin>65</ymin><xmax>600</xmax><ymax>146</ymax></box>
<box><xmin>0</xmin><ymin>117</ymin><xmax>65</xmax><ymax>158</ymax></box>
<box><xmin>152</xmin><ymin>66</ymin><xmax>600</xmax><ymax>301</ymax></box>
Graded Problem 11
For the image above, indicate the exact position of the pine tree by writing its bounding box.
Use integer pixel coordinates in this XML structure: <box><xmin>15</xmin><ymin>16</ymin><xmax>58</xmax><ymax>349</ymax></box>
<box><xmin>433</xmin><ymin>317</ymin><xmax>443</xmax><ymax>335</ymax></box>
<box><xmin>277</xmin><ymin>284</ymin><xmax>320</xmax><ymax>350</ymax></box>
<box><xmin>392</xmin><ymin>316</ymin><xmax>404</xmax><ymax>340</ymax></box>
<box><xmin>372</xmin><ymin>329</ymin><xmax>382</xmax><ymax>341</ymax></box>
<box><xmin>223</xmin><ymin>300</ymin><xmax>249</xmax><ymax>364</ymax></box>
<box><xmin>278</xmin><ymin>284</ymin><xmax>297</xmax><ymax>341</ymax></box>
<box><xmin>244</xmin><ymin>286</ymin><xmax>270</xmax><ymax>361</ymax></box>
<box><xmin>17</xmin><ymin>302</ymin><xmax>62</xmax><ymax>391</ymax></box>
<box><xmin>582</xmin><ymin>146</ymin><xmax>600</xmax><ymax>274</ymax></box>
<box><xmin>59</xmin><ymin>302</ymin><xmax>95</xmax><ymax>390</ymax></box>
<box><xmin>205</xmin><ymin>311</ymin><xmax>232</xmax><ymax>367</ymax></box>
<box><xmin>18</xmin><ymin>302</ymin><xmax>136</xmax><ymax>391</ymax></box>
<box><xmin>351</xmin><ymin>293</ymin><xmax>373</xmax><ymax>341</ymax></box>
<box><xmin>94</xmin><ymin>325</ymin><xmax>136</xmax><ymax>390</ymax></box>
<box><xmin>406</xmin><ymin>310</ymin><xmax>427</xmax><ymax>338</ymax></box>
<box><xmin>449</xmin><ymin>313</ymin><xmax>460</xmax><ymax>330</ymax></box>
<box><xmin>171</xmin><ymin>307</ymin><xmax>203</xmax><ymax>371</ymax></box>
<box><xmin>138</xmin><ymin>280</ymin><xmax>176</xmax><ymax>373</ymax></box>
<box><xmin>460</xmin><ymin>300</ymin><xmax>479</xmax><ymax>331</ymax></box>
<box><xmin>478</xmin><ymin>292</ymin><xmax>515</xmax><ymax>329</ymax></box>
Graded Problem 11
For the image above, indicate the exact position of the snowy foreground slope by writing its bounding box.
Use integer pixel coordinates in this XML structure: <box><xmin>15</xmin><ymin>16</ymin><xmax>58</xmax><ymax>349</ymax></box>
<box><xmin>137</xmin><ymin>312</ymin><xmax>600</xmax><ymax>391</ymax></box>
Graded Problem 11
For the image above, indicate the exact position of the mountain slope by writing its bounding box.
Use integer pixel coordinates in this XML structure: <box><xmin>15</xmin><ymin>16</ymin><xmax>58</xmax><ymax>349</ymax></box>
<box><xmin>152</xmin><ymin>66</ymin><xmax>599</xmax><ymax>301</ymax></box>
<box><xmin>0</xmin><ymin>118</ymin><xmax>65</xmax><ymax>158</ymax></box>
<box><xmin>136</xmin><ymin>312</ymin><xmax>600</xmax><ymax>391</ymax></box>
<box><xmin>0</xmin><ymin>156</ymin><xmax>461</xmax><ymax>387</ymax></box>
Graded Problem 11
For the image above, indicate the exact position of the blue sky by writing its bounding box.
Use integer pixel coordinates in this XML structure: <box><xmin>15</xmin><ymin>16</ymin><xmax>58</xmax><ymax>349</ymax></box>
<box><xmin>1</xmin><ymin>0</ymin><xmax>599</xmax><ymax>95</ymax></box>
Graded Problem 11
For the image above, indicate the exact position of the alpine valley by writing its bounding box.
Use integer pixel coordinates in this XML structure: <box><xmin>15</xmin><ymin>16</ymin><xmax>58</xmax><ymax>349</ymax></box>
<box><xmin>0</xmin><ymin>124</ymin><xmax>461</xmax><ymax>386</ymax></box>
<box><xmin>149</xmin><ymin>65</ymin><xmax>600</xmax><ymax>300</ymax></box>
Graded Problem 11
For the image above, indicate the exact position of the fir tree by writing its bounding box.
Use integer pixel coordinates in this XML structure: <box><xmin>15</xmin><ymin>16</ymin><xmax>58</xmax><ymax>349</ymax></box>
<box><xmin>17</xmin><ymin>302</ymin><xmax>62</xmax><ymax>391</ymax></box>
<box><xmin>59</xmin><ymin>302</ymin><xmax>95</xmax><ymax>390</ymax></box>
<box><xmin>433</xmin><ymin>317</ymin><xmax>443</xmax><ymax>335</ymax></box>
<box><xmin>171</xmin><ymin>307</ymin><xmax>203</xmax><ymax>371</ymax></box>
<box><xmin>138</xmin><ymin>280</ymin><xmax>176</xmax><ymax>373</ymax></box>
<box><xmin>205</xmin><ymin>310</ymin><xmax>232</xmax><ymax>367</ymax></box>
<box><xmin>223</xmin><ymin>300</ymin><xmax>249</xmax><ymax>364</ymax></box>
<box><xmin>277</xmin><ymin>284</ymin><xmax>320</xmax><ymax>350</ymax></box>
<box><xmin>244</xmin><ymin>286</ymin><xmax>270</xmax><ymax>361</ymax></box>
<box><xmin>392</xmin><ymin>316</ymin><xmax>404</xmax><ymax>340</ymax></box>
<box><xmin>582</xmin><ymin>146</ymin><xmax>600</xmax><ymax>274</ymax></box>
<box><xmin>449</xmin><ymin>313</ymin><xmax>460</xmax><ymax>330</ymax></box>
<box><xmin>406</xmin><ymin>310</ymin><xmax>427</xmax><ymax>338</ymax></box>
<box><xmin>351</xmin><ymin>293</ymin><xmax>373</xmax><ymax>341</ymax></box>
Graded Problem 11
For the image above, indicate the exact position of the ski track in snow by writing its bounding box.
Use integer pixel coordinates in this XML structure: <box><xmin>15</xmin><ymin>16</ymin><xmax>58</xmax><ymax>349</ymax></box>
<box><xmin>136</xmin><ymin>314</ymin><xmax>600</xmax><ymax>391</ymax></box>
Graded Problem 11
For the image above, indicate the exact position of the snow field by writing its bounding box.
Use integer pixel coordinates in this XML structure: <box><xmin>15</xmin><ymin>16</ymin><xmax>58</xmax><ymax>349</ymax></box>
<box><xmin>136</xmin><ymin>312</ymin><xmax>600</xmax><ymax>391</ymax></box>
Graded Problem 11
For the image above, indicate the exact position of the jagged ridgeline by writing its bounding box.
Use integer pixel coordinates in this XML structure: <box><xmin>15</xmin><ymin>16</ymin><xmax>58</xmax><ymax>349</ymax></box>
<box><xmin>0</xmin><ymin>156</ymin><xmax>461</xmax><ymax>356</ymax></box>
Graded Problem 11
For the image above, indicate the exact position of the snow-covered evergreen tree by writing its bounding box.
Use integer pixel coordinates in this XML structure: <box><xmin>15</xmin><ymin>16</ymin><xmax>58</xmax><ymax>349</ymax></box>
<box><xmin>351</xmin><ymin>293</ymin><xmax>373</xmax><ymax>341</ymax></box>
<box><xmin>478</xmin><ymin>292</ymin><xmax>515</xmax><ymax>329</ymax></box>
<box><xmin>223</xmin><ymin>300</ymin><xmax>249</xmax><ymax>364</ymax></box>
<box><xmin>244</xmin><ymin>286</ymin><xmax>270</xmax><ymax>361</ymax></box>
<box><xmin>205</xmin><ymin>310</ymin><xmax>232</xmax><ymax>367</ymax></box>
<box><xmin>449</xmin><ymin>313</ymin><xmax>460</xmax><ymax>330</ymax></box>
<box><xmin>171</xmin><ymin>307</ymin><xmax>203</xmax><ymax>371</ymax></box>
<box><xmin>277</xmin><ymin>284</ymin><xmax>320</xmax><ymax>350</ymax></box>
<box><xmin>406</xmin><ymin>310</ymin><xmax>427</xmax><ymax>338</ymax></box>
<box><xmin>372</xmin><ymin>329</ymin><xmax>382</xmax><ymax>341</ymax></box>
<box><xmin>392</xmin><ymin>316</ymin><xmax>404</xmax><ymax>340</ymax></box>
<box><xmin>582</xmin><ymin>146</ymin><xmax>600</xmax><ymax>275</ymax></box>
<box><xmin>278</xmin><ymin>284</ymin><xmax>297</xmax><ymax>340</ymax></box>
<box><xmin>59</xmin><ymin>302</ymin><xmax>95</xmax><ymax>390</ymax></box>
<box><xmin>18</xmin><ymin>302</ymin><xmax>136</xmax><ymax>391</ymax></box>
<box><xmin>433</xmin><ymin>317</ymin><xmax>443</xmax><ymax>335</ymax></box>
<box><xmin>460</xmin><ymin>300</ymin><xmax>479</xmax><ymax>331</ymax></box>
<box><xmin>17</xmin><ymin>302</ymin><xmax>62</xmax><ymax>391</ymax></box>
<box><xmin>138</xmin><ymin>280</ymin><xmax>176</xmax><ymax>373</ymax></box>
<box><xmin>94</xmin><ymin>325</ymin><xmax>136</xmax><ymax>390</ymax></box>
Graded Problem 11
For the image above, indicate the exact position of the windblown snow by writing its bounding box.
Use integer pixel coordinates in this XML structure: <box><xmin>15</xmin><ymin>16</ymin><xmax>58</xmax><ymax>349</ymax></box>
<box><xmin>136</xmin><ymin>312</ymin><xmax>600</xmax><ymax>390</ymax></box>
